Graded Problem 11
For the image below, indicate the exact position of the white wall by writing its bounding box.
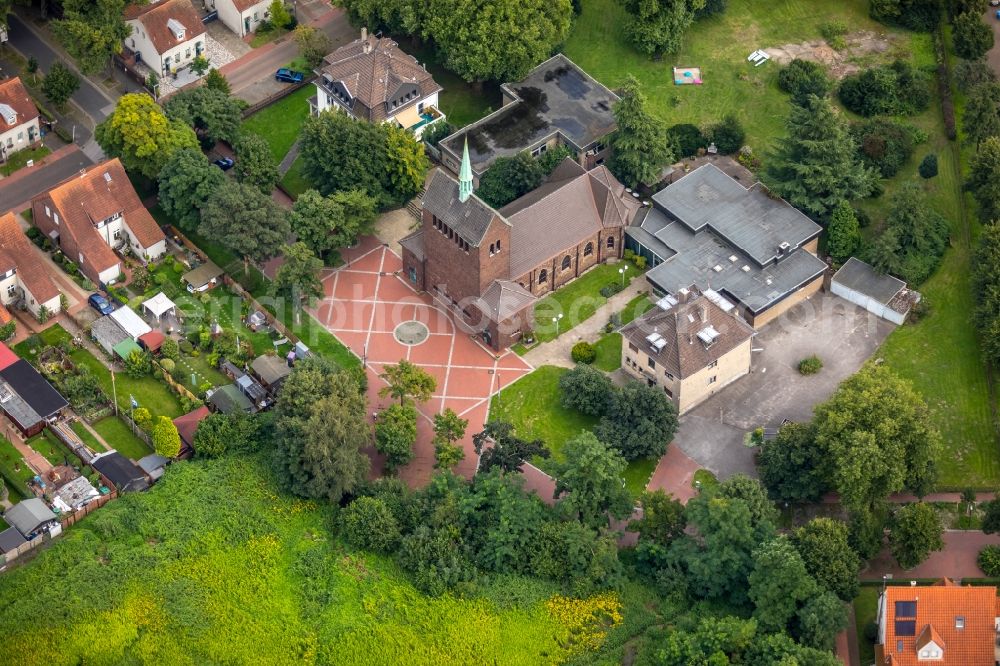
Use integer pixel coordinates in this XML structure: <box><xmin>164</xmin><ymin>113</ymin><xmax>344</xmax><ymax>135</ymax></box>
<box><xmin>98</xmin><ymin>263</ymin><xmax>122</xmax><ymax>286</ymax></box>
<box><xmin>0</xmin><ymin>117</ymin><xmax>40</xmax><ymax>157</ymax></box>
<box><xmin>830</xmin><ymin>281</ymin><xmax>908</xmax><ymax>326</ymax></box>
<box><xmin>126</xmin><ymin>19</ymin><xmax>204</xmax><ymax>74</ymax></box>
<box><xmin>218</xmin><ymin>0</ymin><xmax>270</xmax><ymax>37</ymax></box>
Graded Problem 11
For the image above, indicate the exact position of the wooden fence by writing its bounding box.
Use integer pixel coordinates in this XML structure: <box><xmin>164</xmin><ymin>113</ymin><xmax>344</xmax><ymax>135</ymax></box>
<box><xmin>241</xmin><ymin>75</ymin><xmax>316</xmax><ymax>118</ymax></box>
<box><xmin>58</xmin><ymin>490</ymin><xmax>117</xmax><ymax>529</ymax></box>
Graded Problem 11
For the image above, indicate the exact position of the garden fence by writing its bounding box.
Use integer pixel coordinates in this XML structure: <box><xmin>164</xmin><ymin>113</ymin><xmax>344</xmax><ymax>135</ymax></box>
<box><xmin>58</xmin><ymin>490</ymin><xmax>117</xmax><ymax>529</ymax></box>
<box><xmin>241</xmin><ymin>76</ymin><xmax>316</xmax><ymax>118</ymax></box>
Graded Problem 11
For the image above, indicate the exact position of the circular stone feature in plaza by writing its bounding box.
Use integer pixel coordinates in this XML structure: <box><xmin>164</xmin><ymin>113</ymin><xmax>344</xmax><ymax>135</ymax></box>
<box><xmin>394</xmin><ymin>320</ymin><xmax>430</xmax><ymax>346</ymax></box>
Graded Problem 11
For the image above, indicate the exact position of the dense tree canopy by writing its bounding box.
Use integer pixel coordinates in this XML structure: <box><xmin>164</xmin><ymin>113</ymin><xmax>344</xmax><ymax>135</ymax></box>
<box><xmin>838</xmin><ymin>61</ymin><xmax>930</xmax><ymax>117</ymax></box>
<box><xmin>272</xmin><ymin>242</ymin><xmax>324</xmax><ymax>321</ymax></box>
<box><xmin>777</xmin><ymin>58</ymin><xmax>831</xmax><ymax>105</ymax></box>
<box><xmin>827</xmin><ymin>200</ymin><xmax>862</xmax><ymax>263</ymax></box>
<box><xmin>164</xmin><ymin>87</ymin><xmax>244</xmax><ymax>147</ymax></box>
<box><xmin>157</xmin><ymin>147</ymin><xmax>225</xmax><ymax>230</ymax></box>
<box><xmin>233</xmin><ymin>133</ymin><xmax>280</xmax><ymax>195</ymax></box>
<box><xmin>850</xmin><ymin>117</ymin><xmax>919</xmax><ymax>178</ymax></box>
<box><xmin>963</xmin><ymin>82</ymin><xmax>1000</xmax><ymax>148</ymax></box>
<box><xmin>867</xmin><ymin>181</ymin><xmax>949</xmax><ymax>284</ymax></box>
<box><xmin>476</xmin><ymin>147</ymin><xmax>574</xmax><ymax>208</ymax></box>
<box><xmin>792</xmin><ymin>518</ymin><xmax>861</xmax><ymax>601</ymax></box>
<box><xmin>379</xmin><ymin>360</ymin><xmax>437</xmax><ymax>405</ymax></box>
<box><xmin>748</xmin><ymin>537</ymin><xmax>817</xmax><ymax>634</ymax></box>
<box><xmin>559</xmin><ymin>363</ymin><xmax>615</xmax><ymax>416</ymax></box>
<box><xmin>53</xmin><ymin>0</ymin><xmax>129</xmax><ymax>74</ymax></box>
<box><xmin>193</xmin><ymin>411</ymin><xmax>267</xmax><ymax>458</ymax></box>
<box><xmin>200</xmin><ymin>181</ymin><xmax>290</xmax><ymax>275</ymax></box>
<box><xmin>289</xmin><ymin>189</ymin><xmax>378</xmax><ymax>259</ymax></box>
<box><xmin>870</xmin><ymin>0</ymin><xmax>942</xmax><ymax>32</ymax></box>
<box><xmin>890</xmin><ymin>502</ymin><xmax>944</xmax><ymax>569</ymax></box>
<box><xmin>42</xmin><ymin>62</ymin><xmax>79</xmax><ymax>110</ymax></box>
<box><xmin>553</xmin><ymin>432</ymin><xmax>633</xmax><ymax>529</ymax></box>
<box><xmin>973</xmin><ymin>225</ymin><xmax>1000</xmax><ymax>365</ymax></box>
<box><xmin>375</xmin><ymin>403</ymin><xmax>418</xmax><ymax>473</ymax></box>
<box><xmin>609</xmin><ymin>76</ymin><xmax>673</xmax><ymax>188</ymax></box>
<box><xmin>473</xmin><ymin>420</ymin><xmax>549</xmax><ymax>474</ymax></box>
<box><xmin>96</xmin><ymin>94</ymin><xmax>199</xmax><ymax>180</ymax></box>
<box><xmin>594</xmin><ymin>381</ymin><xmax>678</xmax><ymax>460</ymax></box>
<box><xmin>970</xmin><ymin>136</ymin><xmax>1000</xmax><ymax>222</ymax></box>
<box><xmin>953</xmin><ymin>11</ymin><xmax>994</xmax><ymax>60</ymax></box>
<box><xmin>620</xmin><ymin>0</ymin><xmax>705</xmax><ymax>56</ymax></box>
<box><xmin>758</xmin><ymin>422</ymin><xmax>829</xmax><ymax>503</ymax></box>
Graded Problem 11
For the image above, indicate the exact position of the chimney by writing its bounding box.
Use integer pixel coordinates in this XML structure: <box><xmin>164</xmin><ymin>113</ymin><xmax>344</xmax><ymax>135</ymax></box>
<box><xmin>361</xmin><ymin>27</ymin><xmax>368</xmax><ymax>42</ymax></box>
<box><xmin>361</xmin><ymin>27</ymin><xmax>370</xmax><ymax>53</ymax></box>
<box><xmin>699</xmin><ymin>306</ymin><xmax>707</xmax><ymax>323</ymax></box>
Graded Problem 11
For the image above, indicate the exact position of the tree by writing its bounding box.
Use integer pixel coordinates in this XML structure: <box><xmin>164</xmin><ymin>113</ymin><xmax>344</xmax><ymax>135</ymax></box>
<box><xmin>609</xmin><ymin>76</ymin><xmax>673</xmax><ymax>188</ymax></box>
<box><xmin>200</xmin><ymin>181</ymin><xmax>290</xmax><ymax>275</ymax></box>
<box><xmin>963</xmin><ymin>82</ymin><xmax>1000</xmax><ymax>148</ymax></box>
<box><xmin>272</xmin><ymin>243</ymin><xmax>323</xmax><ymax>323</ymax></box>
<box><xmin>765</xmin><ymin>96</ymin><xmax>878</xmax><ymax>221</ymax></box>
<box><xmin>630</xmin><ymin>490</ymin><xmax>686</xmax><ymax>546</ymax></box>
<box><xmin>52</xmin><ymin>0</ymin><xmax>130</xmax><ymax>75</ymax></box>
<box><xmin>164</xmin><ymin>87</ymin><xmax>243</xmax><ymax>147</ymax></box>
<box><xmin>289</xmin><ymin>189</ymin><xmax>378</xmax><ymax>258</ymax></box>
<box><xmin>96</xmin><ymin>94</ymin><xmax>199</xmax><ymax>180</ymax></box>
<box><xmin>26</xmin><ymin>56</ymin><xmax>39</xmax><ymax>84</ymax></box>
<box><xmin>42</xmin><ymin>62</ymin><xmax>80</xmax><ymax>110</ymax></box>
<box><xmin>956</xmin><ymin>58</ymin><xmax>997</xmax><ymax>93</ymax></box>
<box><xmin>777</xmin><ymin>58</ymin><xmax>831</xmax><ymax>105</ymax></box>
<box><xmin>851</xmin><ymin>116</ymin><xmax>919</xmax><ymax>178</ymax></box>
<box><xmin>424</xmin><ymin>0</ymin><xmax>572</xmax><ymax>82</ymax></box>
<box><xmin>558</xmin><ymin>363</ymin><xmax>615</xmax><ymax>416</ymax></box>
<box><xmin>657</xmin><ymin>616</ymin><xmax>757</xmax><ymax>666</ymax></box>
<box><xmin>919</xmin><ymin>153</ymin><xmax>938</xmax><ymax>178</ymax></box>
<box><xmin>272</xmin><ymin>358</ymin><xmax>371</xmax><ymax>501</ymax></box>
<box><xmin>552</xmin><ymin>432</ymin><xmax>633</xmax><ymax>529</ymax></box>
<box><xmin>383</xmin><ymin>123</ymin><xmax>430</xmax><ymax>205</ymax></box>
<box><xmin>667</xmin><ymin>123</ymin><xmax>707</xmax><ymax>158</ymax></box>
<box><xmin>953</xmin><ymin>11</ymin><xmax>994</xmax><ymax>60</ymax></box>
<box><xmin>707</xmin><ymin>115</ymin><xmax>745</xmax><ymax>154</ymax></box>
<box><xmin>890</xmin><ymin>502</ymin><xmax>944</xmax><ymax>569</ymax></box>
<box><xmin>293</xmin><ymin>24</ymin><xmax>332</xmax><ymax>68</ymax></box>
<box><xmin>152</xmin><ymin>416</ymin><xmax>181</xmax><ymax>458</ymax></box>
<box><xmin>432</xmin><ymin>408</ymin><xmax>467</xmax><ymax>470</ymax></box>
<box><xmin>815</xmin><ymin>364</ymin><xmax>941</xmax><ymax>514</ymax></box>
<box><xmin>530</xmin><ymin>519</ymin><xmax>624</xmax><ymax>596</ymax></box>
<box><xmin>758</xmin><ymin>422</ymin><xmax>828</xmax><ymax>503</ymax></box>
<box><xmin>717</xmin><ymin>474</ymin><xmax>779</xmax><ymax>527</ymax></box>
<box><xmin>132</xmin><ymin>407</ymin><xmax>152</xmax><ymax>431</ymax></box>
<box><xmin>375</xmin><ymin>403</ymin><xmax>418</xmax><ymax>474</ymax></box>
<box><xmin>157</xmin><ymin>147</ymin><xmax>226</xmax><ymax>230</ymax></box>
<box><xmin>379</xmin><ymin>360</ymin><xmax>436</xmax><ymax>405</ymax></box>
<box><xmin>268</xmin><ymin>0</ymin><xmax>291</xmax><ymax>28</ymax></box>
<box><xmin>230</xmin><ymin>132</ymin><xmax>278</xmax><ymax>194</ymax></box>
<box><xmin>124</xmin><ymin>349</ymin><xmax>152</xmax><ymax>378</ymax></box>
<box><xmin>193</xmin><ymin>411</ymin><xmax>265</xmax><ymax>457</ymax></box>
<box><xmin>204</xmin><ymin>68</ymin><xmax>231</xmax><ymax>94</ymax></box>
<box><xmin>974</xmin><ymin>226</ymin><xmax>1000</xmax><ymax>365</ymax></box>
<box><xmin>341</xmin><ymin>496</ymin><xmax>401</xmax><ymax>552</ymax></box>
<box><xmin>797</xmin><ymin>591</ymin><xmax>849</xmax><ymax>650</ymax></box>
<box><xmin>792</xmin><ymin>518</ymin><xmax>861</xmax><ymax>601</ymax></box>
<box><xmin>970</xmin><ymin>137</ymin><xmax>1000</xmax><ymax>222</ymax></box>
<box><xmin>594</xmin><ymin>381</ymin><xmax>678</xmax><ymax>460</ymax></box>
<box><xmin>827</xmin><ymin>200</ymin><xmax>862</xmax><ymax>262</ymax></box>
<box><xmin>476</xmin><ymin>152</ymin><xmax>544</xmax><ymax>208</ymax></box>
<box><xmin>748</xmin><ymin>537</ymin><xmax>817</xmax><ymax>633</ymax></box>
<box><xmin>619</xmin><ymin>0</ymin><xmax>704</xmax><ymax>56</ymax></box>
<box><xmin>838</xmin><ymin>61</ymin><xmax>930</xmax><ymax>117</ymax></box>
<box><xmin>868</xmin><ymin>181</ymin><xmax>949</xmax><ymax>284</ymax></box>
<box><xmin>870</xmin><ymin>0</ymin><xmax>942</xmax><ymax>32</ymax></box>
<box><xmin>473</xmin><ymin>420</ymin><xmax>549</xmax><ymax>475</ymax></box>
<box><xmin>982</xmin><ymin>495</ymin><xmax>1000</xmax><ymax>533</ymax></box>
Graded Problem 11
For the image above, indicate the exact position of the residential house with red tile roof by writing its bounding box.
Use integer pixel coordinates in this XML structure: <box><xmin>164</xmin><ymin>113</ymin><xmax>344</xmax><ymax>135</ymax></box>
<box><xmin>124</xmin><ymin>0</ymin><xmax>206</xmax><ymax>77</ymax></box>
<box><xmin>206</xmin><ymin>0</ymin><xmax>272</xmax><ymax>38</ymax></box>
<box><xmin>0</xmin><ymin>77</ymin><xmax>40</xmax><ymax>162</ymax></box>
<box><xmin>173</xmin><ymin>405</ymin><xmax>209</xmax><ymax>458</ymax></box>
<box><xmin>876</xmin><ymin>578</ymin><xmax>1000</xmax><ymax>666</ymax></box>
<box><xmin>0</xmin><ymin>212</ymin><xmax>62</xmax><ymax>321</ymax></box>
<box><xmin>30</xmin><ymin>158</ymin><xmax>167</xmax><ymax>286</ymax></box>
<box><xmin>311</xmin><ymin>28</ymin><xmax>444</xmax><ymax>139</ymax></box>
<box><xmin>400</xmin><ymin>149</ymin><xmax>641</xmax><ymax>350</ymax></box>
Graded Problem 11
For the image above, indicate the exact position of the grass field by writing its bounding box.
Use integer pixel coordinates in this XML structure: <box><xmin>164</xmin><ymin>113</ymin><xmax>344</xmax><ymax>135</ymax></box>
<box><xmin>25</xmin><ymin>429</ymin><xmax>74</xmax><ymax>467</ymax></box>
<box><xmin>854</xmin><ymin>587</ymin><xmax>878</xmax><ymax>665</ymax></box>
<box><xmin>490</xmin><ymin>365</ymin><xmax>655</xmax><ymax>495</ymax></box>
<box><xmin>70</xmin><ymin>421</ymin><xmax>107</xmax><ymax>453</ymax></box>
<box><xmin>1</xmin><ymin>145</ymin><xmax>50</xmax><ymax>176</ymax></box>
<box><xmin>241</xmin><ymin>84</ymin><xmax>314</xmax><ymax>162</ymax></box>
<box><xmin>593</xmin><ymin>332</ymin><xmax>622</xmax><ymax>371</ymax></box>
<box><xmin>534</xmin><ymin>264</ymin><xmax>643</xmax><ymax>343</ymax></box>
<box><xmin>0</xmin><ymin>437</ymin><xmax>34</xmax><ymax>498</ymax></box>
<box><xmin>279</xmin><ymin>156</ymin><xmax>310</xmax><ymax>198</ymax></box>
<box><xmin>92</xmin><ymin>416</ymin><xmax>152</xmax><ymax>461</ymax></box>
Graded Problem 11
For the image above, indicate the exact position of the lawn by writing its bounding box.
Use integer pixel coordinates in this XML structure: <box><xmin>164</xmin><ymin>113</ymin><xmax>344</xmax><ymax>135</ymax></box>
<box><xmin>619</xmin><ymin>293</ymin><xmax>653</xmax><ymax>326</ymax></box>
<box><xmin>565</xmin><ymin>0</ymin><xmax>903</xmax><ymax>150</ymax></box>
<box><xmin>1</xmin><ymin>145</ymin><xmax>51</xmax><ymax>176</ymax></box>
<box><xmin>0</xmin><ymin>437</ymin><xmax>34</xmax><ymax>498</ymax></box>
<box><xmin>490</xmin><ymin>365</ymin><xmax>655</xmax><ymax>496</ymax></box>
<box><xmin>279</xmin><ymin>155</ymin><xmax>310</xmax><ymax>198</ymax></box>
<box><xmin>25</xmin><ymin>429</ymin><xmax>75</xmax><ymax>467</ymax></box>
<box><xmin>592</xmin><ymin>332</ymin><xmax>622</xmax><ymax>372</ymax></box>
<box><xmin>534</xmin><ymin>263</ymin><xmax>643</xmax><ymax>343</ymax></box>
<box><xmin>70</xmin><ymin>421</ymin><xmax>107</xmax><ymax>453</ymax></box>
<box><xmin>92</xmin><ymin>416</ymin><xmax>152</xmax><ymax>461</ymax></box>
<box><xmin>249</xmin><ymin>25</ymin><xmax>289</xmax><ymax>48</ymax></box>
<box><xmin>241</xmin><ymin>84</ymin><xmax>314</xmax><ymax>162</ymax></box>
<box><xmin>854</xmin><ymin>586</ymin><xmax>879</xmax><ymax>666</ymax></box>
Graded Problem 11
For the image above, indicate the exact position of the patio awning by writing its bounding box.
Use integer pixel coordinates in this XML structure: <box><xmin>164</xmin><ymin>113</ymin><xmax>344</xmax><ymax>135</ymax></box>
<box><xmin>395</xmin><ymin>103</ymin><xmax>423</xmax><ymax>130</ymax></box>
<box><xmin>112</xmin><ymin>338</ymin><xmax>142</xmax><ymax>361</ymax></box>
<box><xmin>142</xmin><ymin>291</ymin><xmax>176</xmax><ymax>319</ymax></box>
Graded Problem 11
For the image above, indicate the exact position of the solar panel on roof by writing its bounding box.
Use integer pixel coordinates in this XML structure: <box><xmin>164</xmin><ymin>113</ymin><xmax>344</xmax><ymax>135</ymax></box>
<box><xmin>895</xmin><ymin>620</ymin><xmax>916</xmax><ymax>637</ymax></box>
<box><xmin>895</xmin><ymin>601</ymin><xmax>917</xmax><ymax>617</ymax></box>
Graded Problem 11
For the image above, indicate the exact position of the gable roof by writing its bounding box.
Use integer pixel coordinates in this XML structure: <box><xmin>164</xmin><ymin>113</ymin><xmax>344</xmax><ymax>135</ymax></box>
<box><xmin>0</xmin><ymin>77</ymin><xmax>39</xmax><ymax>132</ymax></box>
<box><xmin>0</xmin><ymin>358</ymin><xmax>68</xmax><ymax>419</ymax></box>
<box><xmin>478</xmin><ymin>280</ymin><xmax>536</xmax><ymax>324</ymax></box>
<box><xmin>877</xmin><ymin>580</ymin><xmax>997</xmax><ymax>666</ymax></box>
<box><xmin>229</xmin><ymin>0</ymin><xmax>269</xmax><ymax>11</ymax></box>
<box><xmin>503</xmin><ymin>160</ymin><xmax>641</xmax><ymax>278</ymax></box>
<box><xmin>0</xmin><ymin>340</ymin><xmax>18</xmax><ymax>371</ymax></box>
<box><xmin>0</xmin><ymin>525</ymin><xmax>26</xmax><ymax>553</ymax></box>
<box><xmin>173</xmin><ymin>405</ymin><xmax>209</xmax><ymax>448</ymax></box>
<box><xmin>209</xmin><ymin>383</ymin><xmax>253</xmax><ymax>414</ymax></box>
<box><xmin>182</xmin><ymin>261</ymin><xmax>223</xmax><ymax>289</ymax></box>
<box><xmin>422</xmin><ymin>169</ymin><xmax>505</xmax><ymax>247</ymax></box>
<box><xmin>250</xmin><ymin>354</ymin><xmax>291</xmax><ymax>386</ymax></box>
<box><xmin>0</xmin><ymin>212</ymin><xmax>60</xmax><ymax>305</ymax></box>
<box><xmin>91</xmin><ymin>451</ymin><xmax>149</xmax><ymax>492</ymax></box>
<box><xmin>125</xmin><ymin>0</ymin><xmax>205</xmax><ymax>55</ymax></box>
<box><xmin>4</xmin><ymin>498</ymin><xmax>57</xmax><ymax>536</ymax></box>
<box><xmin>110</xmin><ymin>305</ymin><xmax>153</xmax><ymax>339</ymax></box>
<box><xmin>620</xmin><ymin>293</ymin><xmax>755</xmax><ymax>379</ymax></box>
<box><xmin>316</xmin><ymin>34</ymin><xmax>441</xmax><ymax>123</ymax></box>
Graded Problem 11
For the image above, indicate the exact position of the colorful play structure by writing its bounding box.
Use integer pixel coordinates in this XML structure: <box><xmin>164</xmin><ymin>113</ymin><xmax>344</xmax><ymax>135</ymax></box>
<box><xmin>673</xmin><ymin>67</ymin><xmax>703</xmax><ymax>85</ymax></box>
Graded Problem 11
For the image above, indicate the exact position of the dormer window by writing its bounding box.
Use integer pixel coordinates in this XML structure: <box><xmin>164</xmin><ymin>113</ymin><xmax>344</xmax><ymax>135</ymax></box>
<box><xmin>167</xmin><ymin>18</ymin><xmax>186</xmax><ymax>41</ymax></box>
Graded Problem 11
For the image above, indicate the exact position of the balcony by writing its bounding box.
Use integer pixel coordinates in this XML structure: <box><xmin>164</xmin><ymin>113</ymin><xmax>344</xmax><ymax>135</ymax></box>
<box><xmin>395</xmin><ymin>104</ymin><xmax>445</xmax><ymax>139</ymax></box>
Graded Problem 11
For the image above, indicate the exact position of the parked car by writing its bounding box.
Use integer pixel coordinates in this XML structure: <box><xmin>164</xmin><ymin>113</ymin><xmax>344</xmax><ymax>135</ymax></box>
<box><xmin>88</xmin><ymin>293</ymin><xmax>115</xmax><ymax>315</ymax></box>
<box><xmin>275</xmin><ymin>68</ymin><xmax>304</xmax><ymax>84</ymax></box>
<box><xmin>213</xmin><ymin>157</ymin><xmax>234</xmax><ymax>171</ymax></box>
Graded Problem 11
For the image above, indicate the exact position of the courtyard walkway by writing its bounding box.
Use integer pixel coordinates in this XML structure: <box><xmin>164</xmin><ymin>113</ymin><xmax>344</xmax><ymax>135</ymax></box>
<box><xmin>864</xmin><ymin>530</ymin><xmax>1000</xmax><ymax>581</ymax></box>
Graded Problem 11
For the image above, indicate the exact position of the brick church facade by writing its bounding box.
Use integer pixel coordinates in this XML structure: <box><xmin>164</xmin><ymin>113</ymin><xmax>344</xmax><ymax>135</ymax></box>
<box><xmin>400</xmin><ymin>141</ymin><xmax>642</xmax><ymax>350</ymax></box>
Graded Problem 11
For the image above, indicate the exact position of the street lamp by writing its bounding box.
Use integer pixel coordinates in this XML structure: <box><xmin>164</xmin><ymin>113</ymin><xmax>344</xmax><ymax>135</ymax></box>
<box><xmin>619</xmin><ymin>265</ymin><xmax>628</xmax><ymax>287</ymax></box>
<box><xmin>552</xmin><ymin>313</ymin><xmax>563</xmax><ymax>337</ymax></box>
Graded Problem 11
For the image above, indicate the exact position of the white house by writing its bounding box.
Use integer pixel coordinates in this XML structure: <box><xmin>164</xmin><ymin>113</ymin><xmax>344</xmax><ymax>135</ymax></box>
<box><xmin>207</xmin><ymin>0</ymin><xmax>272</xmax><ymax>38</ymax></box>
<box><xmin>0</xmin><ymin>212</ymin><xmax>62</xmax><ymax>320</ymax></box>
<box><xmin>0</xmin><ymin>77</ymin><xmax>40</xmax><ymax>162</ymax></box>
<box><xmin>124</xmin><ymin>0</ymin><xmax>206</xmax><ymax>77</ymax></box>
<box><xmin>310</xmin><ymin>28</ymin><xmax>445</xmax><ymax>139</ymax></box>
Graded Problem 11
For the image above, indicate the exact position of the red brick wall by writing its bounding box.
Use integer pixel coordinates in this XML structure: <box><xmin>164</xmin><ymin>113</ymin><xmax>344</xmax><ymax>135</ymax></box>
<box><xmin>401</xmin><ymin>246</ymin><xmax>425</xmax><ymax>291</ymax></box>
<box><xmin>32</xmin><ymin>198</ymin><xmax>99</xmax><ymax>283</ymax></box>
<box><xmin>421</xmin><ymin>208</ymin><xmax>510</xmax><ymax>303</ymax></box>
<box><xmin>514</xmin><ymin>228</ymin><xmax>624</xmax><ymax>298</ymax></box>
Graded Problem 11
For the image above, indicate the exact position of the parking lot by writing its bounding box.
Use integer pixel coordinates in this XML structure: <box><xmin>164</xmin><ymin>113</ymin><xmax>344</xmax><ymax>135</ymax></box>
<box><xmin>673</xmin><ymin>292</ymin><xmax>896</xmax><ymax>480</ymax></box>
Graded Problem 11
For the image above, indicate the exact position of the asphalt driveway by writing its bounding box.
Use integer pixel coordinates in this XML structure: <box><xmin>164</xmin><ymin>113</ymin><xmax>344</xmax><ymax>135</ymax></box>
<box><xmin>673</xmin><ymin>292</ymin><xmax>896</xmax><ymax>480</ymax></box>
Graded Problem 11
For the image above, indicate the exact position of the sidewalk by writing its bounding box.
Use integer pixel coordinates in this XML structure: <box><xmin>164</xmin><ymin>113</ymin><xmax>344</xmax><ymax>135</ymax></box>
<box><xmin>863</xmin><ymin>530</ymin><xmax>999</xmax><ymax>580</ymax></box>
<box><xmin>522</xmin><ymin>276</ymin><xmax>647</xmax><ymax>368</ymax></box>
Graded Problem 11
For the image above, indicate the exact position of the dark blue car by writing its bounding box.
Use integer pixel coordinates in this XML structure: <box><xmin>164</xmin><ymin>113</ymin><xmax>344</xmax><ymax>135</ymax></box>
<box><xmin>275</xmin><ymin>68</ymin><xmax>304</xmax><ymax>84</ymax></box>
<box><xmin>88</xmin><ymin>293</ymin><xmax>115</xmax><ymax>316</ymax></box>
<box><xmin>213</xmin><ymin>157</ymin><xmax>234</xmax><ymax>171</ymax></box>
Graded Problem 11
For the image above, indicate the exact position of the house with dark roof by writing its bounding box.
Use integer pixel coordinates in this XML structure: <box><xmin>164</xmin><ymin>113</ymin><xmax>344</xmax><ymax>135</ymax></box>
<box><xmin>401</xmin><ymin>147</ymin><xmax>641</xmax><ymax>350</ymax></box>
<box><xmin>0</xmin><ymin>212</ymin><xmax>63</xmax><ymax>321</ymax></box>
<box><xmin>876</xmin><ymin>578</ymin><xmax>999</xmax><ymax>666</ymax></box>
<box><xmin>90</xmin><ymin>451</ymin><xmax>149</xmax><ymax>492</ymax></box>
<box><xmin>0</xmin><ymin>344</ymin><xmax>69</xmax><ymax>437</ymax></box>
<box><xmin>625</xmin><ymin>163</ymin><xmax>826</xmax><ymax>329</ymax></box>
<box><xmin>207</xmin><ymin>0</ymin><xmax>272</xmax><ymax>38</ymax></box>
<box><xmin>620</xmin><ymin>291</ymin><xmax>754</xmax><ymax>414</ymax></box>
<box><xmin>124</xmin><ymin>0</ymin><xmax>206</xmax><ymax>77</ymax></box>
<box><xmin>0</xmin><ymin>76</ymin><xmax>40</xmax><ymax>161</ymax></box>
<box><xmin>311</xmin><ymin>28</ymin><xmax>444</xmax><ymax>138</ymax></box>
<box><xmin>31</xmin><ymin>158</ymin><xmax>167</xmax><ymax>286</ymax></box>
<box><xmin>440</xmin><ymin>54</ymin><xmax>617</xmax><ymax>184</ymax></box>
<box><xmin>207</xmin><ymin>383</ymin><xmax>253</xmax><ymax>415</ymax></box>
<box><xmin>0</xmin><ymin>525</ymin><xmax>26</xmax><ymax>554</ymax></box>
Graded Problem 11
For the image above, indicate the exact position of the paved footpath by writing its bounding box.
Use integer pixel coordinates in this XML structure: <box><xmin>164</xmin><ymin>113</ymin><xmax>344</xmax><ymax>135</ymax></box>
<box><xmin>864</xmin><ymin>530</ymin><xmax>1000</xmax><ymax>580</ymax></box>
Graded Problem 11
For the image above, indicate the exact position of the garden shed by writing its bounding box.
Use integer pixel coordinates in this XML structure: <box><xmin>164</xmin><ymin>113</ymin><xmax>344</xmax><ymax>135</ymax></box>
<box><xmin>251</xmin><ymin>354</ymin><xmax>292</xmax><ymax>389</ymax></box>
<box><xmin>112</xmin><ymin>338</ymin><xmax>143</xmax><ymax>361</ymax></box>
<box><xmin>142</xmin><ymin>292</ymin><xmax>176</xmax><ymax>320</ymax></box>
<box><xmin>831</xmin><ymin>258</ymin><xmax>921</xmax><ymax>325</ymax></box>
<box><xmin>138</xmin><ymin>330</ymin><xmax>165</xmax><ymax>353</ymax></box>
<box><xmin>91</xmin><ymin>316</ymin><xmax>131</xmax><ymax>356</ymax></box>
<box><xmin>91</xmin><ymin>451</ymin><xmax>149</xmax><ymax>493</ymax></box>
<box><xmin>182</xmin><ymin>261</ymin><xmax>223</xmax><ymax>292</ymax></box>
<box><xmin>110</xmin><ymin>306</ymin><xmax>152</xmax><ymax>340</ymax></box>
<box><xmin>4</xmin><ymin>498</ymin><xmax>58</xmax><ymax>539</ymax></box>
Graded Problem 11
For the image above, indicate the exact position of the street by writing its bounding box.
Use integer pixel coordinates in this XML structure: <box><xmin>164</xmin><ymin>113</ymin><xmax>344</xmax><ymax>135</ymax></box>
<box><xmin>0</xmin><ymin>145</ymin><xmax>93</xmax><ymax>215</ymax></box>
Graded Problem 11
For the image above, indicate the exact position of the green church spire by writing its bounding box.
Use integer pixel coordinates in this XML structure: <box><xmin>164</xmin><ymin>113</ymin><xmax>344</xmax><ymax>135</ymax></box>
<box><xmin>459</xmin><ymin>137</ymin><xmax>473</xmax><ymax>203</ymax></box>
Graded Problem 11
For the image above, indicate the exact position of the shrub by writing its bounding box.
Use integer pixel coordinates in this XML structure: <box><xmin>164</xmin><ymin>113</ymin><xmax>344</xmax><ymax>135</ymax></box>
<box><xmin>160</xmin><ymin>358</ymin><xmax>176</xmax><ymax>373</ymax></box>
<box><xmin>938</xmin><ymin>64</ymin><xmax>957</xmax><ymax>140</ymax></box>
<box><xmin>955</xmin><ymin>59</ymin><xmax>997</xmax><ymax>93</ymax></box>
<box><xmin>707</xmin><ymin>115</ymin><xmax>745</xmax><ymax>154</ymax></box>
<box><xmin>978</xmin><ymin>545</ymin><xmax>1000</xmax><ymax>576</ymax></box>
<box><xmin>599</xmin><ymin>282</ymin><xmax>624</xmax><ymax>298</ymax></box>
<box><xmin>667</xmin><ymin>123</ymin><xmax>707</xmax><ymax>157</ymax></box>
<box><xmin>161</xmin><ymin>338</ymin><xmax>180</xmax><ymax>361</ymax></box>
<box><xmin>919</xmin><ymin>153</ymin><xmax>938</xmax><ymax>178</ymax></box>
<box><xmin>560</xmin><ymin>364</ymin><xmax>615</xmax><ymax>415</ymax></box>
<box><xmin>850</xmin><ymin>118</ymin><xmax>919</xmax><ymax>178</ymax></box>
<box><xmin>571</xmin><ymin>341</ymin><xmax>597</xmax><ymax>364</ymax></box>
<box><xmin>0</xmin><ymin>321</ymin><xmax>15</xmax><ymax>342</ymax></box>
<box><xmin>179</xmin><ymin>339</ymin><xmax>194</xmax><ymax>354</ymax></box>
<box><xmin>778</xmin><ymin>59</ymin><xmax>831</xmax><ymax>104</ymax></box>
<box><xmin>422</xmin><ymin>121</ymin><xmax>454</xmax><ymax>148</ymax></box>
<box><xmin>838</xmin><ymin>61</ymin><xmax>930</xmax><ymax>117</ymax></box>
<box><xmin>341</xmin><ymin>496</ymin><xmax>401</xmax><ymax>553</ymax></box>
<box><xmin>798</xmin><ymin>355</ymin><xmax>823</xmax><ymax>375</ymax></box>
<box><xmin>819</xmin><ymin>20</ymin><xmax>848</xmax><ymax>50</ymax></box>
